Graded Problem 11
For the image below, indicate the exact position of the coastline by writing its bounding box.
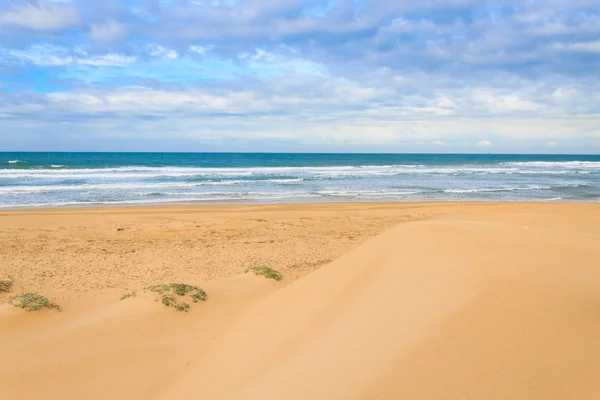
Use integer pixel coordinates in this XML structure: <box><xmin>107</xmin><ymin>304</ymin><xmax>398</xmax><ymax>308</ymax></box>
<box><xmin>2</xmin><ymin>201</ymin><xmax>600</xmax><ymax>399</ymax></box>
<box><xmin>0</xmin><ymin>198</ymin><xmax>593</xmax><ymax>213</ymax></box>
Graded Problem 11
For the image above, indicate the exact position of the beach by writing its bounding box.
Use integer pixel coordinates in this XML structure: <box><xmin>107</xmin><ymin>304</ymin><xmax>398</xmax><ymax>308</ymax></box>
<box><xmin>1</xmin><ymin>202</ymin><xmax>600</xmax><ymax>399</ymax></box>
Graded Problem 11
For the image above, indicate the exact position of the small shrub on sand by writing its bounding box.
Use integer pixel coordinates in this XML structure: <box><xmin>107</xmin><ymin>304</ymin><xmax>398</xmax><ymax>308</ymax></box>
<box><xmin>120</xmin><ymin>291</ymin><xmax>137</xmax><ymax>301</ymax></box>
<box><xmin>143</xmin><ymin>283</ymin><xmax>207</xmax><ymax>312</ymax></box>
<box><xmin>245</xmin><ymin>265</ymin><xmax>283</xmax><ymax>281</ymax></box>
<box><xmin>9</xmin><ymin>293</ymin><xmax>61</xmax><ymax>312</ymax></box>
<box><xmin>0</xmin><ymin>280</ymin><xmax>13</xmax><ymax>292</ymax></box>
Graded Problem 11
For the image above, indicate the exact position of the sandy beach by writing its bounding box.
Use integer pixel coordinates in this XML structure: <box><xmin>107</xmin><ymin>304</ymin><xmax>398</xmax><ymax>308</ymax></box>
<box><xmin>1</xmin><ymin>202</ymin><xmax>600</xmax><ymax>399</ymax></box>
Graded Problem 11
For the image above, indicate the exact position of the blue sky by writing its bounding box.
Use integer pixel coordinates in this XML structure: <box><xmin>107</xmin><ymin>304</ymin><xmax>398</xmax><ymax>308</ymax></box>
<box><xmin>0</xmin><ymin>0</ymin><xmax>599</xmax><ymax>153</ymax></box>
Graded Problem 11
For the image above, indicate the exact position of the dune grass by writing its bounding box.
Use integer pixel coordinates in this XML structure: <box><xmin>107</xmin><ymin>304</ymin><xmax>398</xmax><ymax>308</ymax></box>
<box><xmin>0</xmin><ymin>280</ymin><xmax>13</xmax><ymax>293</ymax></box>
<box><xmin>120</xmin><ymin>291</ymin><xmax>136</xmax><ymax>301</ymax></box>
<box><xmin>245</xmin><ymin>265</ymin><xmax>283</xmax><ymax>281</ymax></box>
<box><xmin>9</xmin><ymin>293</ymin><xmax>61</xmax><ymax>311</ymax></box>
<box><xmin>120</xmin><ymin>283</ymin><xmax>207</xmax><ymax>312</ymax></box>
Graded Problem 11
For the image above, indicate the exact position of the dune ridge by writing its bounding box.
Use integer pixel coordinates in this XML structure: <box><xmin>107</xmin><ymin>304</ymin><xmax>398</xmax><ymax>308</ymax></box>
<box><xmin>1</xmin><ymin>203</ymin><xmax>600</xmax><ymax>399</ymax></box>
<box><xmin>163</xmin><ymin>216</ymin><xmax>600</xmax><ymax>399</ymax></box>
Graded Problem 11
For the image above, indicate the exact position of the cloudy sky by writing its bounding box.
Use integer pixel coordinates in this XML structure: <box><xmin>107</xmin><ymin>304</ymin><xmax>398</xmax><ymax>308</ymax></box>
<box><xmin>0</xmin><ymin>0</ymin><xmax>599</xmax><ymax>153</ymax></box>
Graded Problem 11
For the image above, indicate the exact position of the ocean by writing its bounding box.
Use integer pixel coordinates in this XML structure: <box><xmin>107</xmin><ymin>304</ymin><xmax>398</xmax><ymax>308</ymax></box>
<box><xmin>1</xmin><ymin>152</ymin><xmax>599</xmax><ymax>208</ymax></box>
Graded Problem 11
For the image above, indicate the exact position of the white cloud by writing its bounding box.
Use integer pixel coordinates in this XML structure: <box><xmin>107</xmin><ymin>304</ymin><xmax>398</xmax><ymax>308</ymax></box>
<box><xmin>90</xmin><ymin>20</ymin><xmax>127</xmax><ymax>42</ymax></box>
<box><xmin>554</xmin><ymin>40</ymin><xmax>600</xmax><ymax>54</ymax></box>
<box><xmin>2</xmin><ymin>82</ymin><xmax>599</xmax><ymax>152</ymax></box>
<box><xmin>552</xmin><ymin>88</ymin><xmax>575</xmax><ymax>101</ymax></box>
<box><xmin>149</xmin><ymin>45</ymin><xmax>178</xmax><ymax>59</ymax></box>
<box><xmin>76</xmin><ymin>53</ymin><xmax>136</xmax><ymax>67</ymax></box>
<box><xmin>0</xmin><ymin>1</ymin><xmax>79</xmax><ymax>31</ymax></box>
<box><xmin>3</xmin><ymin>45</ymin><xmax>135</xmax><ymax>67</ymax></box>
<box><xmin>188</xmin><ymin>45</ymin><xmax>207</xmax><ymax>55</ymax></box>
<box><xmin>239</xmin><ymin>48</ymin><xmax>328</xmax><ymax>77</ymax></box>
<box><xmin>437</xmin><ymin>97</ymin><xmax>455</xmax><ymax>109</ymax></box>
<box><xmin>472</xmin><ymin>90</ymin><xmax>542</xmax><ymax>113</ymax></box>
<box><xmin>3</xmin><ymin>95</ymin><xmax>598</xmax><ymax>151</ymax></box>
<box><xmin>189</xmin><ymin>0</ymin><xmax>239</xmax><ymax>8</ymax></box>
<box><xmin>569</xmin><ymin>40</ymin><xmax>600</xmax><ymax>53</ymax></box>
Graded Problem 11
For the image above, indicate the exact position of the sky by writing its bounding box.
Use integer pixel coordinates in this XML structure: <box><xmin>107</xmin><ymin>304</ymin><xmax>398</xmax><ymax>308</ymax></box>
<box><xmin>0</xmin><ymin>0</ymin><xmax>599</xmax><ymax>153</ymax></box>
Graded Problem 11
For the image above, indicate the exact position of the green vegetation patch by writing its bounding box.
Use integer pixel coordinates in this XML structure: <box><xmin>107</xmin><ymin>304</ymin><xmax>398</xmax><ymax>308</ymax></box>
<box><xmin>141</xmin><ymin>283</ymin><xmax>207</xmax><ymax>312</ymax></box>
<box><xmin>245</xmin><ymin>265</ymin><xmax>283</xmax><ymax>281</ymax></box>
<box><xmin>120</xmin><ymin>291</ymin><xmax>137</xmax><ymax>301</ymax></box>
<box><xmin>0</xmin><ymin>280</ymin><xmax>13</xmax><ymax>293</ymax></box>
<box><xmin>9</xmin><ymin>293</ymin><xmax>61</xmax><ymax>312</ymax></box>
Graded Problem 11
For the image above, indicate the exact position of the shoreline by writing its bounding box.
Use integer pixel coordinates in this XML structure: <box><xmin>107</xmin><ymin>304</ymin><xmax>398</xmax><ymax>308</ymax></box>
<box><xmin>0</xmin><ymin>198</ymin><xmax>595</xmax><ymax>214</ymax></box>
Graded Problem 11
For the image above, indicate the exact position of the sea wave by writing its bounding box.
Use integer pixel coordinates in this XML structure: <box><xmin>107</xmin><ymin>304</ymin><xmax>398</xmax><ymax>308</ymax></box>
<box><xmin>443</xmin><ymin>185</ymin><xmax>552</xmax><ymax>194</ymax></box>
<box><xmin>0</xmin><ymin>193</ymin><xmax>322</xmax><ymax>209</ymax></box>
<box><xmin>0</xmin><ymin>165</ymin><xmax>587</xmax><ymax>179</ymax></box>
<box><xmin>504</xmin><ymin>161</ymin><xmax>600</xmax><ymax>168</ymax></box>
<box><xmin>0</xmin><ymin>164</ymin><xmax>420</xmax><ymax>173</ymax></box>
<box><xmin>1</xmin><ymin>157</ymin><xmax>599</xmax><ymax>207</ymax></box>
<box><xmin>0</xmin><ymin>178</ymin><xmax>306</xmax><ymax>194</ymax></box>
<box><xmin>313</xmin><ymin>190</ymin><xmax>422</xmax><ymax>197</ymax></box>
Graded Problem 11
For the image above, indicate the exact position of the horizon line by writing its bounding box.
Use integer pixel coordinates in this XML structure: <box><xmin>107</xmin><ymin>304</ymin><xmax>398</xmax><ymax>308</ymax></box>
<box><xmin>0</xmin><ymin>151</ymin><xmax>598</xmax><ymax>156</ymax></box>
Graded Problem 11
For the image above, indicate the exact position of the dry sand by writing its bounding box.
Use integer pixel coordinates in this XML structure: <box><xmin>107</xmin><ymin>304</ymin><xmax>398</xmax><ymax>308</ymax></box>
<box><xmin>1</xmin><ymin>202</ymin><xmax>599</xmax><ymax>399</ymax></box>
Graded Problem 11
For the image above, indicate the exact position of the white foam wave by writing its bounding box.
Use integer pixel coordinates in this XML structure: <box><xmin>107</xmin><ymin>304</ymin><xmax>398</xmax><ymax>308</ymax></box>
<box><xmin>358</xmin><ymin>164</ymin><xmax>425</xmax><ymax>168</ymax></box>
<box><xmin>136</xmin><ymin>190</ymin><xmax>314</xmax><ymax>197</ymax></box>
<box><xmin>0</xmin><ymin>193</ymin><xmax>322</xmax><ymax>209</ymax></box>
<box><xmin>505</xmin><ymin>161</ymin><xmax>600</xmax><ymax>168</ymax></box>
<box><xmin>0</xmin><ymin>198</ymin><xmax>208</xmax><ymax>209</ymax></box>
<box><xmin>314</xmin><ymin>190</ymin><xmax>422</xmax><ymax>197</ymax></box>
<box><xmin>443</xmin><ymin>185</ymin><xmax>552</xmax><ymax>194</ymax></box>
<box><xmin>267</xmin><ymin>178</ymin><xmax>304</xmax><ymax>183</ymax></box>
<box><xmin>0</xmin><ymin>165</ymin><xmax>406</xmax><ymax>175</ymax></box>
<box><xmin>0</xmin><ymin>178</ymin><xmax>307</xmax><ymax>195</ymax></box>
<box><xmin>1</xmin><ymin>163</ymin><xmax>599</xmax><ymax>180</ymax></box>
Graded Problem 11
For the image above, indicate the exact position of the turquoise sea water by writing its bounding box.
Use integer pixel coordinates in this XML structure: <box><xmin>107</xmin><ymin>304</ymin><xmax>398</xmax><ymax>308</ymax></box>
<box><xmin>1</xmin><ymin>152</ymin><xmax>599</xmax><ymax>208</ymax></box>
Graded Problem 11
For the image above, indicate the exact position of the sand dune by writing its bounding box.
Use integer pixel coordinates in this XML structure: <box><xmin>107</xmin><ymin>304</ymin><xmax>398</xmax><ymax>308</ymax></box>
<box><xmin>2</xmin><ymin>203</ymin><xmax>600</xmax><ymax>399</ymax></box>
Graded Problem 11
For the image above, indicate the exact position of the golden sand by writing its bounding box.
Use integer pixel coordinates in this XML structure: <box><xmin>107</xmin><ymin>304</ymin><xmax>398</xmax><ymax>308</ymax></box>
<box><xmin>1</xmin><ymin>203</ymin><xmax>600</xmax><ymax>399</ymax></box>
